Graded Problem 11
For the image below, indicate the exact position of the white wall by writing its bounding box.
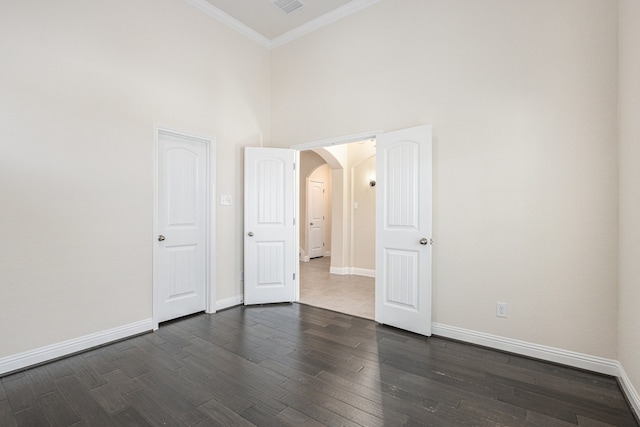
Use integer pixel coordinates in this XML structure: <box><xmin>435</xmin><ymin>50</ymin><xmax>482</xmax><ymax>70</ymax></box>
<box><xmin>618</xmin><ymin>0</ymin><xmax>640</xmax><ymax>402</ymax></box>
<box><xmin>271</xmin><ymin>0</ymin><xmax>619</xmax><ymax>358</ymax></box>
<box><xmin>0</xmin><ymin>0</ymin><xmax>270</xmax><ymax>358</ymax></box>
<box><xmin>352</xmin><ymin>155</ymin><xmax>376</xmax><ymax>270</ymax></box>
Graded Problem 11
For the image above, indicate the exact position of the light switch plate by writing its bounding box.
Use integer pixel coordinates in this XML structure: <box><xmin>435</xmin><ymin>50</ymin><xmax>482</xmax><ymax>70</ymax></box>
<box><xmin>220</xmin><ymin>195</ymin><xmax>232</xmax><ymax>206</ymax></box>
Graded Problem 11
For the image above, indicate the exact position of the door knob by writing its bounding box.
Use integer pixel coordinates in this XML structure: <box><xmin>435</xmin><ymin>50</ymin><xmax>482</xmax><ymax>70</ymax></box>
<box><xmin>248</xmin><ymin>232</ymin><xmax>254</xmax><ymax>237</ymax></box>
<box><xmin>158</xmin><ymin>235</ymin><xmax>166</xmax><ymax>242</ymax></box>
<box><xmin>310</xmin><ymin>222</ymin><xmax>314</xmax><ymax>226</ymax></box>
<box><xmin>419</xmin><ymin>238</ymin><xmax>428</xmax><ymax>245</ymax></box>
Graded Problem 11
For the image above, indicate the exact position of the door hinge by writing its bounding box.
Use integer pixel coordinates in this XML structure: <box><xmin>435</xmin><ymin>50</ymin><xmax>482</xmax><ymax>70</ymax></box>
<box><xmin>293</xmin><ymin>273</ymin><xmax>296</xmax><ymax>280</ymax></box>
<box><xmin>293</xmin><ymin>218</ymin><xmax>295</xmax><ymax>225</ymax></box>
<box><xmin>293</xmin><ymin>163</ymin><xmax>296</xmax><ymax>170</ymax></box>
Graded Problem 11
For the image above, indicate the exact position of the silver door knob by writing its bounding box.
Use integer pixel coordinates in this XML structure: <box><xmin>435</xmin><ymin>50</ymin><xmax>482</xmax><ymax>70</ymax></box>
<box><xmin>158</xmin><ymin>235</ymin><xmax>166</xmax><ymax>241</ymax></box>
<box><xmin>248</xmin><ymin>232</ymin><xmax>254</xmax><ymax>237</ymax></box>
<box><xmin>419</xmin><ymin>238</ymin><xmax>428</xmax><ymax>245</ymax></box>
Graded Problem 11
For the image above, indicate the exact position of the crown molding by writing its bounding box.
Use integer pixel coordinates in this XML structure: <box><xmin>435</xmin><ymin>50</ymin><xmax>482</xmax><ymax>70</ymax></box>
<box><xmin>184</xmin><ymin>0</ymin><xmax>272</xmax><ymax>49</ymax></box>
<box><xmin>184</xmin><ymin>0</ymin><xmax>382</xmax><ymax>50</ymax></box>
<box><xmin>270</xmin><ymin>0</ymin><xmax>382</xmax><ymax>49</ymax></box>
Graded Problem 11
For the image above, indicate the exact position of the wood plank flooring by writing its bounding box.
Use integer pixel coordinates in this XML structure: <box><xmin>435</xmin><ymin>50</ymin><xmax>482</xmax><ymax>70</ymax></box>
<box><xmin>1</xmin><ymin>304</ymin><xmax>637</xmax><ymax>426</ymax></box>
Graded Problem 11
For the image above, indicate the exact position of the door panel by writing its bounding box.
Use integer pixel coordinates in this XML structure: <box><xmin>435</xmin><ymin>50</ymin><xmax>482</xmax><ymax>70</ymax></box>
<box><xmin>155</xmin><ymin>132</ymin><xmax>208</xmax><ymax>323</ymax></box>
<box><xmin>244</xmin><ymin>147</ymin><xmax>296</xmax><ymax>305</ymax></box>
<box><xmin>308</xmin><ymin>180</ymin><xmax>325</xmax><ymax>258</ymax></box>
<box><xmin>375</xmin><ymin>125</ymin><xmax>432</xmax><ymax>336</ymax></box>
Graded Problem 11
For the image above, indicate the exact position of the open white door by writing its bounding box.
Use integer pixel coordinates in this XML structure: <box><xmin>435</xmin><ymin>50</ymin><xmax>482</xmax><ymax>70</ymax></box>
<box><xmin>375</xmin><ymin>125</ymin><xmax>432</xmax><ymax>336</ymax></box>
<box><xmin>244</xmin><ymin>147</ymin><xmax>296</xmax><ymax>305</ymax></box>
<box><xmin>154</xmin><ymin>130</ymin><xmax>209</xmax><ymax>324</ymax></box>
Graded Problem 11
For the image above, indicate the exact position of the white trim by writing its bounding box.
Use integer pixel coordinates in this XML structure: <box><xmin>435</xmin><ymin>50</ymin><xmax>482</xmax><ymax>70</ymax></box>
<box><xmin>330</xmin><ymin>266</ymin><xmax>348</xmax><ymax>275</ymax></box>
<box><xmin>299</xmin><ymin>247</ymin><xmax>310</xmax><ymax>262</ymax></box>
<box><xmin>291</xmin><ymin>130</ymin><xmax>383</xmax><ymax>151</ymax></box>
<box><xmin>183</xmin><ymin>0</ymin><xmax>271</xmax><ymax>48</ymax></box>
<box><xmin>329</xmin><ymin>266</ymin><xmax>374</xmax><ymax>277</ymax></box>
<box><xmin>216</xmin><ymin>295</ymin><xmax>244</xmax><ymax>311</ymax></box>
<box><xmin>352</xmin><ymin>267</ymin><xmax>375</xmax><ymax>278</ymax></box>
<box><xmin>293</xmin><ymin>150</ymin><xmax>301</xmax><ymax>302</ymax></box>
<box><xmin>206</xmin><ymin>135</ymin><xmax>218</xmax><ymax>314</ymax></box>
<box><xmin>0</xmin><ymin>319</ymin><xmax>153</xmax><ymax>376</ymax></box>
<box><xmin>618</xmin><ymin>363</ymin><xmax>640</xmax><ymax>418</ymax></box>
<box><xmin>271</xmin><ymin>0</ymin><xmax>383</xmax><ymax>49</ymax></box>
<box><xmin>185</xmin><ymin>0</ymin><xmax>381</xmax><ymax>50</ymax></box>
<box><xmin>153</xmin><ymin>126</ymin><xmax>217</xmax><ymax>322</ymax></box>
<box><xmin>431</xmin><ymin>323</ymin><xmax>620</xmax><ymax>376</ymax></box>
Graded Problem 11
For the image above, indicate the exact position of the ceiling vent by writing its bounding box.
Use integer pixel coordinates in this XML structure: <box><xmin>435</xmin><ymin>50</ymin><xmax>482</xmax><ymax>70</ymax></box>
<box><xmin>271</xmin><ymin>0</ymin><xmax>304</xmax><ymax>14</ymax></box>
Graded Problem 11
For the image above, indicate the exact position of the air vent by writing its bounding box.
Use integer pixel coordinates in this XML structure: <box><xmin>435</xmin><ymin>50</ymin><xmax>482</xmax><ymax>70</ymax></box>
<box><xmin>271</xmin><ymin>0</ymin><xmax>304</xmax><ymax>14</ymax></box>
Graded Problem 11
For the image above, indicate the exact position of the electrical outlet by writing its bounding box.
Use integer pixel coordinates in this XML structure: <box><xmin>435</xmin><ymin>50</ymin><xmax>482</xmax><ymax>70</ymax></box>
<box><xmin>496</xmin><ymin>302</ymin><xmax>507</xmax><ymax>318</ymax></box>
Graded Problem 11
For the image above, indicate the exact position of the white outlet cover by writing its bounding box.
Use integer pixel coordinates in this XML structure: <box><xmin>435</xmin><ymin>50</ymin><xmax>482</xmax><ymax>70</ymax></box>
<box><xmin>496</xmin><ymin>302</ymin><xmax>508</xmax><ymax>318</ymax></box>
<box><xmin>220</xmin><ymin>195</ymin><xmax>232</xmax><ymax>206</ymax></box>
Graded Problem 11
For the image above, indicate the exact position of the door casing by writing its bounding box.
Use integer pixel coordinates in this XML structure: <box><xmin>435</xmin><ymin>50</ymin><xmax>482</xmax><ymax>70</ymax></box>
<box><xmin>291</xmin><ymin>127</ymin><xmax>432</xmax><ymax>335</ymax></box>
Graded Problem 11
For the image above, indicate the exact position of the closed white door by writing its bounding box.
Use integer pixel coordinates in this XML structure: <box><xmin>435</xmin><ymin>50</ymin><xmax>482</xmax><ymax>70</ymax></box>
<box><xmin>308</xmin><ymin>180</ymin><xmax>325</xmax><ymax>259</ymax></box>
<box><xmin>375</xmin><ymin>125</ymin><xmax>432</xmax><ymax>336</ymax></box>
<box><xmin>244</xmin><ymin>147</ymin><xmax>296</xmax><ymax>305</ymax></box>
<box><xmin>154</xmin><ymin>131</ymin><xmax>208</xmax><ymax>323</ymax></box>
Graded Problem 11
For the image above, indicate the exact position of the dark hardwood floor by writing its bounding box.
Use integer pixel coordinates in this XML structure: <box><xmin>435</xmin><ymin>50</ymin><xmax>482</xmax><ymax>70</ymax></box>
<box><xmin>1</xmin><ymin>303</ymin><xmax>637</xmax><ymax>426</ymax></box>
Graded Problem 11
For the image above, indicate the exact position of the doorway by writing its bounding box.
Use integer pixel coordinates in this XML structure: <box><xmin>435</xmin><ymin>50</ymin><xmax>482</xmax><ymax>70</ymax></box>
<box><xmin>153</xmin><ymin>127</ymin><xmax>216</xmax><ymax>328</ymax></box>
<box><xmin>244</xmin><ymin>126</ymin><xmax>433</xmax><ymax>336</ymax></box>
<box><xmin>297</xmin><ymin>139</ymin><xmax>377</xmax><ymax>319</ymax></box>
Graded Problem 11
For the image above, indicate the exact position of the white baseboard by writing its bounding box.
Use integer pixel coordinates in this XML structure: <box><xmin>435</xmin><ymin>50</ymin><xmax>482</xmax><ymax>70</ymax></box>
<box><xmin>352</xmin><ymin>268</ymin><xmax>375</xmax><ymax>278</ymax></box>
<box><xmin>0</xmin><ymin>319</ymin><xmax>153</xmax><ymax>376</ymax></box>
<box><xmin>329</xmin><ymin>266</ymin><xmax>375</xmax><ymax>277</ymax></box>
<box><xmin>330</xmin><ymin>266</ymin><xmax>348</xmax><ymax>275</ymax></box>
<box><xmin>431</xmin><ymin>323</ymin><xmax>620</xmax><ymax>376</ymax></box>
<box><xmin>431</xmin><ymin>323</ymin><xmax>640</xmax><ymax>420</ymax></box>
<box><xmin>618</xmin><ymin>363</ymin><xmax>640</xmax><ymax>418</ymax></box>
<box><xmin>216</xmin><ymin>295</ymin><xmax>243</xmax><ymax>311</ymax></box>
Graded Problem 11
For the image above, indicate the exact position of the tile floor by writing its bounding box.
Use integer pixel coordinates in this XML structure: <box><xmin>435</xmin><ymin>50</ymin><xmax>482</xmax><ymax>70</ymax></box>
<box><xmin>299</xmin><ymin>257</ymin><xmax>374</xmax><ymax>319</ymax></box>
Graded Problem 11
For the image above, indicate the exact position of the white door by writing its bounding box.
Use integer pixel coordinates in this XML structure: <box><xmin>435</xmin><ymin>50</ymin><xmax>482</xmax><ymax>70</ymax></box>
<box><xmin>154</xmin><ymin>131</ymin><xmax>208</xmax><ymax>324</ymax></box>
<box><xmin>308</xmin><ymin>180</ymin><xmax>325</xmax><ymax>259</ymax></box>
<box><xmin>244</xmin><ymin>147</ymin><xmax>296</xmax><ymax>305</ymax></box>
<box><xmin>375</xmin><ymin>125</ymin><xmax>432</xmax><ymax>336</ymax></box>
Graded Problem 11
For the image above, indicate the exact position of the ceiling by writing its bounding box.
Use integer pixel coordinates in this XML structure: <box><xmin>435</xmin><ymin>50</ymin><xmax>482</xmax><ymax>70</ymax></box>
<box><xmin>188</xmin><ymin>0</ymin><xmax>381</xmax><ymax>49</ymax></box>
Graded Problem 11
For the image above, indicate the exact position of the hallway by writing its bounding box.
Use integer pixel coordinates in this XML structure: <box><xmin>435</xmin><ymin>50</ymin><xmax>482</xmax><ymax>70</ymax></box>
<box><xmin>299</xmin><ymin>257</ymin><xmax>374</xmax><ymax>319</ymax></box>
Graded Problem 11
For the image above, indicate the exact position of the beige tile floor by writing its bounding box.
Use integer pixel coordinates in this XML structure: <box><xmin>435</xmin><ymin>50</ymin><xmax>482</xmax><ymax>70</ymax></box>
<box><xmin>299</xmin><ymin>257</ymin><xmax>374</xmax><ymax>319</ymax></box>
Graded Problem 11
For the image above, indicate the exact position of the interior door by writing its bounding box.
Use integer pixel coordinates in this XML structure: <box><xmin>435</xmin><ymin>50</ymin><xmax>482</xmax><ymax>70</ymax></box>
<box><xmin>155</xmin><ymin>131</ymin><xmax>208</xmax><ymax>324</ymax></box>
<box><xmin>244</xmin><ymin>147</ymin><xmax>296</xmax><ymax>305</ymax></box>
<box><xmin>375</xmin><ymin>125</ymin><xmax>432</xmax><ymax>336</ymax></box>
<box><xmin>308</xmin><ymin>180</ymin><xmax>325</xmax><ymax>258</ymax></box>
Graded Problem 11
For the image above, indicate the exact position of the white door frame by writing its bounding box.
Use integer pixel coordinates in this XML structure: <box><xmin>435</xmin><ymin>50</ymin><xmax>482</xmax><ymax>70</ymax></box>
<box><xmin>291</xmin><ymin>129</ymin><xmax>383</xmax><ymax>301</ymax></box>
<box><xmin>153</xmin><ymin>126</ymin><xmax>216</xmax><ymax>329</ymax></box>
